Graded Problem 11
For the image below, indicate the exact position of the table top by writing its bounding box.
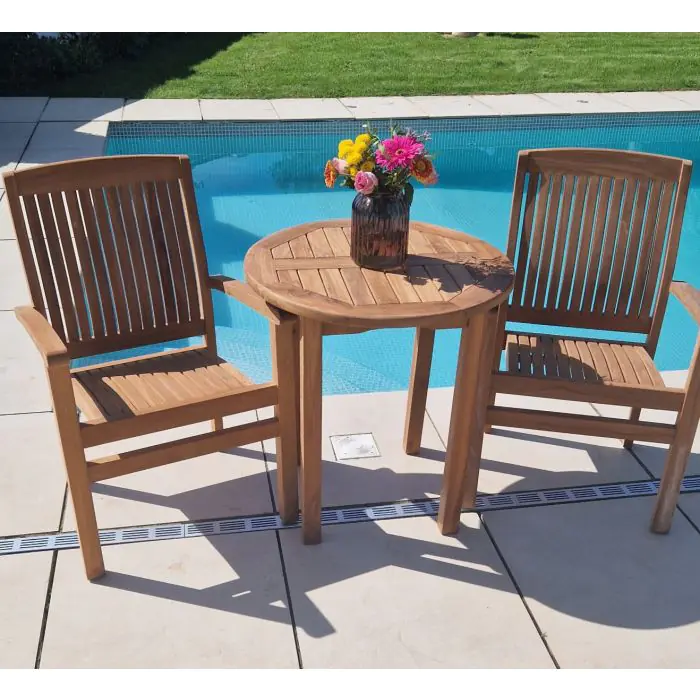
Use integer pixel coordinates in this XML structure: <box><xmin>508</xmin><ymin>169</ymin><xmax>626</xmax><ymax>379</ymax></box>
<box><xmin>244</xmin><ymin>219</ymin><xmax>514</xmax><ymax>329</ymax></box>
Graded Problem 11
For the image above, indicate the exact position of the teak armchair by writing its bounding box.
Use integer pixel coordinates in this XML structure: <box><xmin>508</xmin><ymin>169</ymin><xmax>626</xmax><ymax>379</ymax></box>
<box><xmin>405</xmin><ymin>148</ymin><xmax>697</xmax><ymax>535</ymax></box>
<box><xmin>3</xmin><ymin>155</ymin><xmax>299</xmax><ymax>580</ymax></box>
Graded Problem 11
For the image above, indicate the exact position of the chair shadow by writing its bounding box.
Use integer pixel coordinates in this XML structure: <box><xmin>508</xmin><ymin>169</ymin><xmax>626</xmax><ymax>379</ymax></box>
<box><xmin>90</xmin><ymin>426</ymin><xmax>700</xmax><ymax>639</ymax></box>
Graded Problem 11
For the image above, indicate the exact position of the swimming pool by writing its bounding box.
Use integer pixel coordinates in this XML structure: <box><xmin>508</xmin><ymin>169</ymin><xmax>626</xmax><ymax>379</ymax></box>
<box><xmin>106</xmin><ymin>113</ymin><xmax>700</xmax><ymax>394</ymax></box>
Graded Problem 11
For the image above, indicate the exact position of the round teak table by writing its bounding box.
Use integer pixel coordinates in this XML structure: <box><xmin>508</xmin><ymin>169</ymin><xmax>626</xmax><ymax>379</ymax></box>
<box><xmin>244</xmin><ymin>219</ymin><xmax>514</xmax><ymax>544</ymax></box>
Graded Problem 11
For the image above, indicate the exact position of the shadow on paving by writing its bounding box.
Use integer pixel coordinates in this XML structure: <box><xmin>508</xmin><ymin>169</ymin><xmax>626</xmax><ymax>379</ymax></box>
<box><xmin>21</xmin><ymin>34</ymin><xmax>247</xmax><ymax>99</ymax></box>
<box><xmin>86</xmin><ymin>431</ymin><xmax>700</xmax><ymax>640</ymax></box>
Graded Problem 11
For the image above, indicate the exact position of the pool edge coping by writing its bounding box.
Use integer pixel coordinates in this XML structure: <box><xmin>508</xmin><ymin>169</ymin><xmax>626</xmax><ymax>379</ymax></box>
<box><xmin>4</xmin><ymin>91</ymin><xmax>700</xmax><ymax>124</ymax></box>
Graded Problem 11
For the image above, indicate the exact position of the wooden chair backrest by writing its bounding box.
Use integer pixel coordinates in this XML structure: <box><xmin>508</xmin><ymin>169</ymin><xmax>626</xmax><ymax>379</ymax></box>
<box><xmin>506</xmin><ymin>148</ymin><xmax>692</xmax><ymax>350</ymax></box>
<box><xmin>3</xmin><ymin>155</ymin><xmax>214</xmax><ymax>359</ymax></box>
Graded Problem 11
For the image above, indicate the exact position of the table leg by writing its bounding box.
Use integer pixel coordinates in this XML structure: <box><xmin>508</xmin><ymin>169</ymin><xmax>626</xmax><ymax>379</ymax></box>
<box><xmin>403</xmin><ymin>327</ymin><xmax>435</xmax><ymax>455</ymax></box>
<box><xmin>272</xmin><ymin>318</ymin><xmax>299</xmax><ymax>524</ymax></box>
<box><xmin>300</xmin><ymin>317</ymin><xmax>323</xmax><ymax>544</ymax></box>
<box><xmin>438</xmin><ymin>308</ymin><xmax>499</xmax><ymax>535</ymax></box>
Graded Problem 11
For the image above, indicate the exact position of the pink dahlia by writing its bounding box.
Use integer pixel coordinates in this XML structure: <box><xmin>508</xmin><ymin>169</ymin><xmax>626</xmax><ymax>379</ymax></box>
<box><xmin>375</xmin><ymin>135</ymin><xmax>424</xmax><ymax>171</ymax></box>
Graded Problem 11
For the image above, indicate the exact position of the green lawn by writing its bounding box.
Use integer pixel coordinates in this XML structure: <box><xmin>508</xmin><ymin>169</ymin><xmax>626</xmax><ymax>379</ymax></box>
<box><xmin>36</xmin><ymin>33</ymin><xmax>700</xmax><ymax>99</ymax></box>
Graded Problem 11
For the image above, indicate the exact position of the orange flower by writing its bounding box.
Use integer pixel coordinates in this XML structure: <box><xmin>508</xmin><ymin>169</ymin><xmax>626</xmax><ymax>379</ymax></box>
<box><xmin>410</xmin><ymin>156</ymin><xmax>438</xmax><ymax>185</ymax></box>
<box><xmin>324</xmin><ymin>160</ymin><xmax>337</xmax><ymax>188</ymax></box>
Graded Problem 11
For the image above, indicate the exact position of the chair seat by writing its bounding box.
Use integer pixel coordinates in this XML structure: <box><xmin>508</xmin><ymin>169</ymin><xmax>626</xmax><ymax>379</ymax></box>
<box><xmin>72</xmin><ymin>348</ymin><xmax>253</xmax><ymax>425</ymax></box>
<box><xmin>504</xmin><ymin>334</ymin><xmax>665</xmax><ymax>387</ymax></box>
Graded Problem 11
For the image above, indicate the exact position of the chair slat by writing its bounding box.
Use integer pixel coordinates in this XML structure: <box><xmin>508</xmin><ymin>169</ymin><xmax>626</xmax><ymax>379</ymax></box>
<box><xmin>105</xmin><ymin>186</ymin><xmax>142</xmax><ymax>332</ymax></box>
<box><xmin>581</xmin><ymin>177</ymin><xmax>613</xmax><ymax>312</ymax></box>
<box><xmin>628</xmin><ymin>180</ymin><xmax>663</xmax><ymax>317</ymax></box>
<box><xmin>604</xmin><ymin>179</ymin><xmax>638</xmax><ymax>315</ymax></box>
<box><xmin>615</xmin><ymin>179</ymin><xmax>649</xmax><ymax>316</ymax></box>
<box><xmin>154</xmin><ymin>181</ymin><xmax>190</xmax><ymax>323</ymax></box>
<box><xmin>522</xmin><ymin>173</ymin><xmax>551</xmax><ymax>308</ymax></box>
<box><xmin>50</xmin><ymin>192</ymin><xmax>91</xmax><ymax>341</ymax></box>
<box><xmin>513</xmin><ymin>172</ymin><xmax>540</xmax><ymax>304</ymax></box>
<box><xmin>6</xmin><ymin>185</ymin><xmax>45</xmax><ymax>315</ymax></box>
<box><xmin>130</xmin><ymin>182</ymin><xmax>167</xmax><ymax>328</ymax></box>
<box><xmin>75</xmin><ymin>189</ymin><xmax>118</xmax><ymax>336</ymax></box>
<box><xmin>116</xmin><ymin>184</ymin><xmax>155</xmax><ymax>330</ymax></box>
<box><xmin>534</xmin><ymin>174</ymin><xmax>563</xmax><ymax>309</ymax></box>
<box><xmin>570</xmin><ymin>176</ymin><xmax>600</xmax><ymax>309</ymax></box>
<box><xmin>592</xmin><ymin>177</ymin><xmax>626</xmax><ymax>313</ymax></box>
<box><xmin>640</xmin><ymin>183</ymin><xmax>676</xmax><ymax>318</ymax></box>
<box><xmin>90</xmin><ymin>187</ymin><xmax>130</xmax><ymax>333</ymax></box>
<box><xmin>546</xmin><ymin>174</ymin><xmax>574</xmax><ymax>311</ymax></box>
<box><xmin>557</xmin><ymin>175</ymin><xmax>587</xmax><ymax>310</ymax></box>
<box><xmin>23</xmin><ymin>195</ymin><xmax>64</xmax><ymax>338</ymax></box>
<box><xmin>142</xmin><ymin>181</ymin><xmax>178</xmax><ymax>324</ymax></box>
<box><xmin>166</xmin><ymin>180</ymin><xmax>201</xmax><ymax>321</ymax></box>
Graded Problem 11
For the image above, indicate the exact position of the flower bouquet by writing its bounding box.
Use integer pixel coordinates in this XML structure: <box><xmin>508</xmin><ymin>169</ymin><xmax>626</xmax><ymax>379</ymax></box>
<box><xmin>324</xmin><ymin>126</ymin><xmax>438</xmax><ymax>270</ymax></box>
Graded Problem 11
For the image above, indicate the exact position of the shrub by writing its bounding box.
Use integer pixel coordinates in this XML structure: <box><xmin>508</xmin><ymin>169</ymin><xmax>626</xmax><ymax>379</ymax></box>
<box><xmin>0</xmin><ymin>33</ymin><xmax>167</xmax><ymax>94</ymax></box>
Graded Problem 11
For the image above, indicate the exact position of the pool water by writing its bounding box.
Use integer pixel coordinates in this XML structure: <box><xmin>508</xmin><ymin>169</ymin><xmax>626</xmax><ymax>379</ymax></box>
<box><xmin>106</xmin><ymin>114</ymin><xmax>700</xmax><ymax>394</ymax></box>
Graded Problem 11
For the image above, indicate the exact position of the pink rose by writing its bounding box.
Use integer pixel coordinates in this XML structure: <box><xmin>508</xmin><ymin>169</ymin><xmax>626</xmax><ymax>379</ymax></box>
<box><xmin>354</xmin><ymin>171</ymin><xmax>378</xmax><ymax>195</ymax></box>
<box><xmin>332</xmin><ymin>157</ymin><xmax>348</xmax><ymax>175</ymax></box>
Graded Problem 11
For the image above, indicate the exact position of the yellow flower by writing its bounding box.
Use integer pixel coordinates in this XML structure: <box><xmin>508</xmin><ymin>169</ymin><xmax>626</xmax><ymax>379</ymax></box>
<box><xmin>338</xmin><ymin>139</ymin><xmax>354</xmax><ymax>158</ymax></box>
<box><xmin>345</xmin><ymin>149</ymin><xmax>363</xmax><ymax>166</ymax></box>
<box><xmin>348</xmin><ymin>166</ymin><xmax>358</xmax><ymax>177</ymax></box>
<box><xmin>360</xmin><ymin>160</ymin><xmax>375</xmax><ymax>172</ymax></box>
<box><xmin>355</xmin><ymin>134</ymin><xmax>372</xmax><ymax>148</ymax></box>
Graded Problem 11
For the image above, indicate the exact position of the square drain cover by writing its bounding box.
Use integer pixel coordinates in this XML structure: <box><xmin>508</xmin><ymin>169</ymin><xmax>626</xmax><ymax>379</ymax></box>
<box><xmin>330</xmin><ymin>433</ymin><xmax>380</xmax><ymax>460</ymax></box>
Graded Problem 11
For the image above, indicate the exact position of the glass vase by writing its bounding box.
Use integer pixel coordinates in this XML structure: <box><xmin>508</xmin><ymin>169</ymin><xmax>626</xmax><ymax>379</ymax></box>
<box><xmin>350</xmin><ymin>191</ymin><xmax>410</xmax><ymax>271</ymax></box>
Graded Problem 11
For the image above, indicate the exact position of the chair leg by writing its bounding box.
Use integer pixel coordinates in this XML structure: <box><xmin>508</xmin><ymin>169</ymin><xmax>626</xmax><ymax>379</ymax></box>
<box><xmin>50</xmin><ymin>368</ymin><xmax>104</xmax><ymax>580</ymax></box>
<box><xmin>211</xmin><ymin>416</ymin><xmax>223</xmax><ymax>432</ymax></box>
<box><xmin>485</xmin><ymin>305</ymin><xmax>507</xmax><ymax>434</ymax></box>
<box><xmin>272</xmin><ymin>318</ymin><xmax>300</xmax><ymax>524</ymax></box>
<box><xmin>403</xmin><ymin>328</ymin><xmax>435</xmax><ymax>455</ymax></box>
<box><xmin>623</xmin><ymin>408</ymin><xmax>641</xmax><ymax>449</ymax></box>
<box><xmin>651</xmin><ymin>336</ymin><xmax>700</xmax><ymax>533</ymax></box>
<box><xmin>651</xmin><ymin>402</ymin><xmax>700</xmax><ymax>534</ymax></box>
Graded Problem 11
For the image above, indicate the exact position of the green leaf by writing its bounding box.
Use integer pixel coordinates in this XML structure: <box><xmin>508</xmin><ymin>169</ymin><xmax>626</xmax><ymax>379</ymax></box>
<box><xmin>404</xmin><ymin>181</ymin><xmax>414</xmax><ymax>207</ymax></box>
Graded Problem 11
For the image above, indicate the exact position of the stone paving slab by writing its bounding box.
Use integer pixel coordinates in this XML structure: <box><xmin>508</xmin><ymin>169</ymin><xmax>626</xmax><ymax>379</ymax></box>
<box><xmin>340</xmin><ymin>96</ymin><xmax>428</xmax><ymax>119</ymax></box>
<box><xmin>280</xmin><ymin>513</ymin><xmax>553</xmax><ymax>668</ymax></box>
<box><xmin>535</xmin><ymin>92</ymin><xmax>635</xmax><ymax>113</ymax></box>
<box><xmin>41</xmin><ymin>533</ymin><xmax>298</xmax><ymax>668</ymax></box>
<box><xmin>200</xmin><ymin>99</ymin><xmax>278</xmax><ymax>120</ymax></box>
<box><xmin>24</xmin><ymin>120</ymin><xmax>108</xmax><ymax>150</ymax></box>
<box><xmin>262</xmin><ymin>390</ymin><xmax>448</xmax><ymax>511</ymax></box>
<box><xmin>0</xmin><ymin>311</ymin><xmax>52</xmax><ymax>414</ymax></box>
<box><xmin>473</xmin><ymin>93</ymin><xmax>564</xmax><ymax>115</ymax></box>
<box><xmin>0</xmin><ymin>551</ymin><xmax>52</xmax><ymax>668</ymax></box>
<box><xmin>603</xmin><ymin>91</ymin><xmax>696</xmax><ymax>111</ymax></box>
<box><xmin>0</xmin><ymin>194</ymin><xmax>12</xmax><ymax>241</ymax></box>
<box><xmin>0</xmin><ymin>239</ymin><xmax>29</xmax><ymax>309</ymax></box>
<box><xmin>123</xmin><ymin>99</ymin><xmax>202</xmax><ymax>121</ymax></box>
<box><xmin>407</xmin><ymin>95</ymin><xmax>498</xmax><ymax>117</ymax></box>
<box><xmin>271</xmin><ymin>98</ymin><xmax>353</xmax><ymax>120</ymax></box>
<box><xmin>41</xmin><ymin>98</ymin><xmax>125</xmax><ymax>122</ymax></box>
<box><xmin>0</xmin><ymin>412</ymin><xmax>66</xmax><ymax>537</ymax></box>
<box><xmin>484</xmin><ymin>497</ymin><xmax>700</xmax><ymax>668</ymax></box>
<box><xmin>0</xmin><ymin>97</ymin><xmax>47</xmax><ymax>122</ymax></box>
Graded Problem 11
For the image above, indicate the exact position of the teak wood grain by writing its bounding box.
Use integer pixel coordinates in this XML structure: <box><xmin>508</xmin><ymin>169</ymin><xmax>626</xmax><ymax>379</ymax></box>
<box><xmin>405</xmin><ymin>147</ymin><xmax>697</xmax><ymax>538</ymax></box>
<box><xmin>244</xmin><ymin>220</ymin><xmax>514</xmax><ymax>329</ymax></box>
<box><xmin>3</xmin><ymin>155</ymin><xmax>299</xmax><ymax>580</ymax></box>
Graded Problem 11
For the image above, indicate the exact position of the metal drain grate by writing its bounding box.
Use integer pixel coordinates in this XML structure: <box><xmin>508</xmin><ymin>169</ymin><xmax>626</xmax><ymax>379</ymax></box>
<box><xmin>1</xmin><ymin>475</ymin><xmax>699</xmax><ymax>556</ymax></box>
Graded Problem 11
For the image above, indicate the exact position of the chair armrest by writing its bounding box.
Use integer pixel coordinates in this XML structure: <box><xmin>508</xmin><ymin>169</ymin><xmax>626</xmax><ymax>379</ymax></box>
<box><xmin>208</xmin><ymin>275</ymin><xmax>284</xmax><ymax>325</ymax></box>
<box><xmin>671</xmin><ymin>282</ymin><xmax>700</xmax><ymax>326</ymax></box>
<box><xmin>14</xmin><ymin>306</ymin><xmax>69</xmax><ymax>367</ymax></box>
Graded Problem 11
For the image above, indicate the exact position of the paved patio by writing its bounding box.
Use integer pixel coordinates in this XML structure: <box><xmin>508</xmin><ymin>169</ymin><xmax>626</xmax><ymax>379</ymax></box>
<box><xmin>2</xmin><ymin>94</ymin><xmax>700</xmax><ymax>668</ymax></box>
